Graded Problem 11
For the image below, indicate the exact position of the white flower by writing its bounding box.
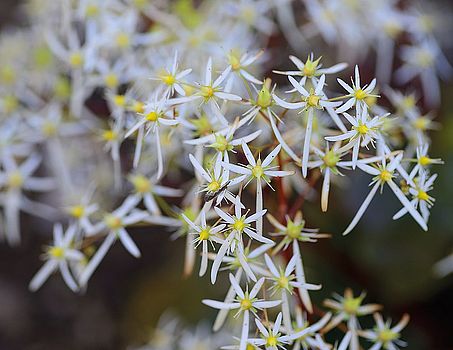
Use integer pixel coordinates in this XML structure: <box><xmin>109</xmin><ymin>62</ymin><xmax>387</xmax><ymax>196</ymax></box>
<box><xmin>325</xmin><ymin>108</ymin><xmax>387</xmax><ymax>169</ymax></box>
<box><xmin>79</xmin><ymin>196</ymin><xmax>149</xmax><ymax>286</ymax></box>
<box><xmin>172</xmin><ymin>58</ymin><xmax>241</xmax><ymax>125</ymax></box>
<box><xmin>189</xmin><ymin>153</ymin><xmax>232</xmax><ymax>205</ymax></box>
<box><xmin>342</xmin><ymin>153</ymin><xmax>428</xmax><ymax>235</ymax></box>
<box><xmin>273</xmin><ymin>74</ymin><xmax>341</xmax><ymax>177</ymax></box>
<box><xmin>248</xmin><ymin>312</ymin><xmax>290</xmax><ymax>350</ymax></box>
<box><xmin>408</xmin><ymin>144</ymin><xmax>443</xmax><ymax>179</ymax></box>
<box><xmin>150</xmin><ymin>51</ymin><xmax>192</xmax><ymax>97</ymax></box>
<box><xmin>359</xmin><ymin>313</ymin><xmax>409</xmax><ymax>350</ymax></box>
<box><xmin>212</xmin><ymin>195</ymin><xmax>271</xmax><ymax>283</ymax></box>
<box><xmin>202</xmin><ymin>274</ymin><xmax>281</xmax><ymax>350</ymax></box>
<box><xmin>29</xmin><ymin>224</ymin><xmax>84</xmax><ymax>292</ymax></box>
<box><xmin>182</xmin><ymin>209</ymin><xmax>225</xmax><ymax>277</ymax></box>
<box><xmin>0</xmin><ymin>153</ymin><xmax>56</xmax><ymax>245</ymax></box>
<box><xmin>128</xmin><ymin>173</ymin><xmax>183</xmax><ymax>215</ymax></box>
<box><xmin>223</xmin><ymin>142</ymin><xmax>294</xmax><ymax>235</ymax></box>
<box><xmin>265</xmin><ymin>254</ymin><xmax>320</xmax><ymax>330</ymax></box>
<box><xmin>335</xmin><ymin>65</ymin><xmax>378</xmax><ymax>115</ymax></box>
<box><xmin>393</xmin><ymin>171</ymin><xmax>437</xmax><ymax>223</ymax></box>
<box><xmin>274</xmin><ymin>54</ymin><xmax>347</xmax><ymax>86</ymax></box>
<box><xmin>125</xmin><ymin>92</ymin><xmax>179</xmax><ymax>177</ymax></box>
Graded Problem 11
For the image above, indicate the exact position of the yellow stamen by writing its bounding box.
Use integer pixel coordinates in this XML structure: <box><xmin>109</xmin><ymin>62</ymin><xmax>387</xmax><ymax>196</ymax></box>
<box><xmin>69</xmin><ymin>205</ymin><xmax>85</xmax><ymax>218</ymax></box>
<box><xmin>49</xmin><ymin>246</ymin><xmax>65</xmax><ymax>259</ymax></box>
<box><xmin>379</xmin><ymin>170</ymin><xmax>393</xmax><ymax>182</ymax></box>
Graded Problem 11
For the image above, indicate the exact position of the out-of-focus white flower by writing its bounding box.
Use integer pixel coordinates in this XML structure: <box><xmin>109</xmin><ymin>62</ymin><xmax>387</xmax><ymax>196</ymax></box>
<box><xmin>29</xmin><ymin>223</ymin><xmax>83</xmax><ymax>292</ymax></box>
<box><xmin>359</xmin><ymin>313</ymin><xmax>409</xmax><ymax>350</ymax></box>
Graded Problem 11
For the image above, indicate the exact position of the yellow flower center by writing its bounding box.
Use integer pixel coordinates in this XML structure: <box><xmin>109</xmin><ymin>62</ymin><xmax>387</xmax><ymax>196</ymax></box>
<box><xmin>104</xmin><ymin>214</ymin><xmax>123</xmax><ymax>230</ymax></box>
<box><xmin>379</xmin><ymin>170</ymin><xmax>393</xmax><ymax>182</ymax></box>
<box><xmin>378</xmin><ymin>329</ymin><xmax>398</xmax><ymax>344</ymax></box>
<box><xmin>3</xmin><ymin>95</ymin><xmax>18</xmax><ymax>113</ymax></box>
<box><xmin>417</xmin><ymin>190</ymin><xmax>429</xmax><ymax>201</ymax></box>
<box><xmin>416</xmin><ymin>50</ymin><xmax>434</xmax><ymax>67</ymax></box>
<box><xmin>199</xmin><ymin>228</ymin><xmax>210</xmax><ymax>240</ymax></box>
<box><xmin>251</xmin><ymin>164</ymin><xmax>264</xmax><ymax>178</ymax></box>
<box><xmin>113</xmin><ymin>94</ymin><xmax>126</xmax><ymax>107</ymax></box>
<box><xmin>116</xmin><ymin>33</ymin><xmax>130</xmax><ymax>48</ymax></box>
<box><xmin>102</xmin><ymin>130</ymin><xmax>118</xmax><ymax>141</ymax></box>
<box><xmin>240</xmin><ymin>298</ymin><xmax>252</xmax><ymax>310</ymax></box>
<box><xmin>307</xmin><ymin>94</ymin><xmax>320</xmax><ymax>107</ymax></box>
<box><xmin>355</xmin><ymin>89</ymin><xmax>367</xmax><ymax>100</ymax></box>
<box><xmin>85</xmin><ymin>4</ymin><xmax>99</xmax><ymax>17</ymax></box>
<box><xmin>105</xmin><ymin>73</ymin><xmax>119</xmax><ymax>89</ymax></box>
<box><xmin>413</xmin><ymin>117</ymin><xmax>429</xmax><ymax>130</ymax></box>
<box><xmin>246</xmin><ymin>344</ymin><xmax>255</xmax><ymax>350</ymax></box>
<box><xmin>8</xmin><ymin>171</ymin><xmax>23</xmax><ymax>188</ymax></box>
<box><xmin>146</xmin><ymin>111</ymin><xmax>160</xmax><ymax>122</ymax></box>
<box><xmin>418</xmin><ymin>156</ymin><xmax>431</xmax><ymax>166</ymax></box>
<box><xmin>54</xmin><ymin>77</ymin><xmax>71</xmax><ymax>99</ymax></box>
<box><xmin>200</xmin><ymin>85</ymin><xmax>214</xmax><ymax>98</ymax></box>
<box><xmin>130</xmin><ymin>175</ymin><xmax>151</xmax><ymax>193</ymax></box>
<box><xmin>303</xmin><ymin>62</ymin><xmax>316</xmax><ymax>77</ymax></box>
<box><xmin>343</xmin><ymin>297</ymin><xmax>361</xmax><ymax>315</ymax></box>
<box><xmin>131</xmin><ymin>101</ymin><xmax>145</xmax><ymax>114</ymax></box>
<box><xmin>42</xmin><ymin>121</ymin><xmax>57</xmax><ymax>137</ymax></box>
<box><xmin>69</xmin><ymin>52</ymin><xmax>84</xmax><ymax>68</ymax></box>
<box><xmin>356</xmin><ymin>123</ymin><xmax>369</xmax><ymax>135</ymax></box>
<box><xmin>232</xmin><ymin>218</ymin><xmax>247</xmax><ymax>233</ymax></box>
<box><xmin>49</xmin><ymin>246</ymin><xmax>65</xmax><ymax>259</ymax></box>
<box><xmin>277</xmin><ymin>275</ymin><xmax>289</xmax><ymax>290</ymax></box>
<box><xmin>69</xmin><ymin>205</ymin><xmax>85</xmax><ymax>218</ymax></box>
<box><xmin>0</xmin><ymin>66</ymin><xmax>16</xmax><ymax>85</ymax></box>
<box><xmin>257</xmin><ymin>86</ymin><xmax>272</xmax><ymax>109</ymax></box>
<box><xmin>161</xmin><ymin>73</ymin><xmax>176</xmax><ymax>85</ymax></box>
<box><xmin>207</xmin><ymin>180</ymin><xmax>221</xmax><ymax>192</ymax></box>
<box><xmin>323</xmin><ymin>150</ymin><xmax>340</xmax><ymax>168</ymax></box>
<box><xmin>228</xmin><ymin>51</ymin><xmax>241</xmax><ymax>71</ymax></box>
<box><xmin>266</xmin><ymin>336</ymin><xmax>278</xmax><ymax>347</ymax></box>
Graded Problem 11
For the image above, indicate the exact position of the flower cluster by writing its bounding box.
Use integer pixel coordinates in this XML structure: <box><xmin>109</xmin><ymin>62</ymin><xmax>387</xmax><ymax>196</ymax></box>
<box><xmin>0</xmin><ymin>0</ymin><xmax>449</xmax><ymax>349</ymax></box>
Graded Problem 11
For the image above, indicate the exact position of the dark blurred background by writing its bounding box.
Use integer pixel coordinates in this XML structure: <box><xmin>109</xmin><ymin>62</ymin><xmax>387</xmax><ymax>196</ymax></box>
<box><xmin>0</xmin><ymin>1</ymin><xmax>453</xmax><ymax>349</ymax></box>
